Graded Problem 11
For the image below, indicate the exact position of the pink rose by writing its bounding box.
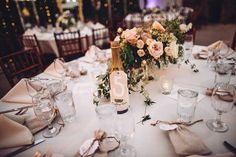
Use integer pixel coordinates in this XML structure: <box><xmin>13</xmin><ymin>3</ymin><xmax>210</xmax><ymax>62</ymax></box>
<box><xmin>152</xmin><ymin>21</ymin><xmax>165</xmax><ymax>31</ymax></box>
<box><xmin>124</xmin><ymin>28</ymin><xmax>138</xmax><ymax>44</ymax></box>
<box><xmin>148</xmin><ymin>40</ymin><xmax>163</xmax><ymax>59</ymax></box>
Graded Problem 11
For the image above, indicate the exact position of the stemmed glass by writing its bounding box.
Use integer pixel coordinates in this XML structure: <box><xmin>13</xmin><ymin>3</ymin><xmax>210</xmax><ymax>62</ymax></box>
<box><xmin>114</xmin><ymin>108</ymin><xmax>136</xmax><ymax>157</ymax></box>
<box><xmin>25</xmin><ymin>78</ymin><xmax>45</xmax><ymax>101</ymax></box>
<box><xmin>206</xmin><ymin>83</ymin><xmax>235</xmax><ymax>132</ymax></box>
<box><xmin>33</xmin><ymin>92</ymin><xmax>60</xmax><ymax>138</ymax></box>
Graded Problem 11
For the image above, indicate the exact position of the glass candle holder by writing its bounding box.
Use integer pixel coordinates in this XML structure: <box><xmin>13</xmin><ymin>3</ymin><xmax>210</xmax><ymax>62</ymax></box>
<box><xmin>159</xmin><ymin>76</ymin><xmax>174</xmax><ymax>95</ymax></box>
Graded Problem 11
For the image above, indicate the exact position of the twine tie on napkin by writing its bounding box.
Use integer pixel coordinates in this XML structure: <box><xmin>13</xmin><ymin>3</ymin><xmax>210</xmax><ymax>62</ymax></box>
<box><xmin>76</xmin><ymin>130</ymin><xmax>120</xmax><ymax>157</ymax></box>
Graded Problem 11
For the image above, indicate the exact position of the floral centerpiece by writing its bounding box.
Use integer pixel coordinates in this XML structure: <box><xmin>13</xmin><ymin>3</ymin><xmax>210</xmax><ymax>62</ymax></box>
<box><xmin>56</xmin><ymin>11</ymin><xmax>76</xmax><ymax>30</ymax></box>
<box><xmin>95</xmin><ymin>19</ymin><xmax>196</xmax><ymax>123</ymax></box>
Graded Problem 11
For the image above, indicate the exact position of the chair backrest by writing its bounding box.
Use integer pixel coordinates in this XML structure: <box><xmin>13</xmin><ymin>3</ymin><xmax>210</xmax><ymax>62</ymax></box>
<box><xmin>92</xmin><ymin>28</ymin><xmax>110</xmax><ymax>49</ymax></box>
<box><xmin>0</xmin><ymin>49</ymin><xmax>43</xmax><ymax>87</ymax></box>
<box><xmin>54</xmin><ymin>31</ymin><xmax>87</xmax><ymax>62</ymax></box>
<box><xmin>232</xmin><ymin>30</ymin><xmax>236</xmax><ymax>50</ymax></box>
<box><xmin>18</xmin><ymin>34</ymin><xmax>42</xmax><ymax>55</ymax></box>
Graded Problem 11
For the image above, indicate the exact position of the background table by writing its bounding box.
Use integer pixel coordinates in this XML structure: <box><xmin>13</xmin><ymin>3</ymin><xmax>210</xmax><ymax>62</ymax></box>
<box><xmin>0</xmin><ymin>45</ymin><xmax>235</xmax><ymax>157</ymax></box>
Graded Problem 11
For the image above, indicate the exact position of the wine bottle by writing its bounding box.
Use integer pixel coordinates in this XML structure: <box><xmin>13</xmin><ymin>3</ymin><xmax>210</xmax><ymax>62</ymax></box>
<box><xmin>109</xmin><ymin>41</ymin><xmax>129</xmax><ymax>114</ymax></box>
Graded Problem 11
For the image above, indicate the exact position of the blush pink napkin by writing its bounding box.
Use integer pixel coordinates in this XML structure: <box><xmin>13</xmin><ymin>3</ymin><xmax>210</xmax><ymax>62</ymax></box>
<box><xmin>188</xmin><ymin>152</ymin><xmax>235</xmax><ymax>157</ymax></box>
<box><xmin>0</xmin><ymin>115</ymin><xmax>34</xmax><ymax>149</ymax></box>
<box><xmin>43</xmin><ymin>59</ymin><xmax>65</xmax><ymax>78</ymax></box>
<box><xmin>168</xmin><ymin>125</ymin><xmax>211</xmax><ymax>156</ymax></box>
<box><xmin>1</xmin><ymin>79</ymin><xmax>35</xmax><ymax>104</ymax></box>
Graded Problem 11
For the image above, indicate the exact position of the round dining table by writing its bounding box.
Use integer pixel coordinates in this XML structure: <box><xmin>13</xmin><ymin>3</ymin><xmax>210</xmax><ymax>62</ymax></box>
<box><xmin>0</xmin><ymin>45</ymin><xmax>235</xmax><ymax>157</ymax></box>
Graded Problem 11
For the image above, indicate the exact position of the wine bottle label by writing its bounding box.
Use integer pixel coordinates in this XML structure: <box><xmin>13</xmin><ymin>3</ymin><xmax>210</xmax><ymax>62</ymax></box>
<box><xmin>110</xmin><ymin>71</ymin><xmax>129</xmax><ymax>113</ymax></box>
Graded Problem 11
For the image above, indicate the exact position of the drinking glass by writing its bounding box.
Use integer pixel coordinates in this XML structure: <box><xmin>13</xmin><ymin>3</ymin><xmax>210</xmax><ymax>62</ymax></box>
<box><xmin>25</xmin><ymin>78</ymin><xmax>44</xmax><ymax>99</ymax></box>
<box><xmin>206</xmin><ymin>83</ymin><xmax>235</xmax><ymax>132</ymax></box>
<box><xmin>95</xmin><ymin>103</ymin><xmax>116</xmax><ymax>135</ymax></box>
<box><xmin>184</xmin><ymin>34</ymin><xmax>193</xmax><ymax>59</ymax></box>
<box><xmin>177</xmin><ymin>89</ymin><xmax>198</xmax><ymax>123</ymax></box>
<box><xmin>67</xmin><ymin>61</ymin><xmax>80</xmax><ymax>79</ymax></box>
<box><xmin>114</xmin><ymin>108</ymin><xmax>136</xmax><ymax>157</ymax></box>
<box><xmin>46</xmin><ymin>79</ymin><xmax>67</xmax><ymax>96</ymax></box>
<box><xmin>214</xmin><ymin>60</ymin><xmax>234</xmax><ymax>85</ymax></box>
<box><xmin>54</xmin><ymin>90</ymin><xmax>76</xmax><ymax>123</ymax></box>
<box><xmin>33</xmin><ymin>92</ymin><xmax>60</xmax><ymax>138</ymax></box>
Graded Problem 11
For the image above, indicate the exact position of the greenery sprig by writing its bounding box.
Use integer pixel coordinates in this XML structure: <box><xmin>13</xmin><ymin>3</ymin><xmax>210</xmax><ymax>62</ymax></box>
<box><xmin>184</xmin><ymin>59</ymin><xmax>199</xmax><ymax>73</ymax></box>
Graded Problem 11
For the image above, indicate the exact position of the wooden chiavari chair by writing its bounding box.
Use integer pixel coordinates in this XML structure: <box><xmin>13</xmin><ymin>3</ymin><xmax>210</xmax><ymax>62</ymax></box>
<box><xmin>54</xmin><ymin>31</ymin><xmax>88</xmax><ymax>62</ymax></box>
<box><xmin>0</xmin><ymin>49</ymin><xmax>43</xmax><ymax>87</ymax></box>
<box><xmin>92</xmin><ymin>28</ymin><xmax>110</xmax><ymax>49</ymax></box>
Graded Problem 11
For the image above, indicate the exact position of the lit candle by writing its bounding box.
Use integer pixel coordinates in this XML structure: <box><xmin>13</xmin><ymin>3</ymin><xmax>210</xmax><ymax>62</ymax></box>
<box><xmin>160</xmin><ymin>76</ymin><xmax>173</xmax><ymax>95</ymax></box>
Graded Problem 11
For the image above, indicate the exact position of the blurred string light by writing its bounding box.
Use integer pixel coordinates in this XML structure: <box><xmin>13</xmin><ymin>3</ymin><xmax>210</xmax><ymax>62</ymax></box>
<box><xmin>66</xmin><ymin>0</ymin><xmax>77</xmax><ymax>2</ymax></box>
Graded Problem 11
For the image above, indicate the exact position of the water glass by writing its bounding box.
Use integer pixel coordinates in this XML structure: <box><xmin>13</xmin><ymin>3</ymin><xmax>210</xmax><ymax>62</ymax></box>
<box><xmin>54</xmin><ymin>90</ymin><xmax>76</xmax><ymax>123</ymax></box>
<box><xmin>113</xmin><ymin>108</ymin><xmax>136</xmax><ymax>157</ymax></box>
<box><xmin>184</xmin><ymin>34</ymin><xmax>193</xmax><ymax>59</ymax></box>
<box><xmin>177</xmin><ymin>89</ymin><xmax>198</xmax><ymax>123</ymax></box>
<box><xmin>95</xmin><ymin>103</ymin><xmax>116</xmax><ymax>135</ymax></box>
<box><xmin>214</xmin><ymin>60</ymin><xmax>234</xmax><ymax>85</ymax></box>
<box><xmin>67</xmin><ymin>61</ymin><xmax>80</xmax><ymax>79</ymax></box>
<box><xmin>159</xmin><ymin>76</ymin><xmax>174</xmax><ymax>95</ymax></box>
<box><xmin>46</xmin><ymin>79</ymin><xmax>67</xmax><ymax>96</ymax></box>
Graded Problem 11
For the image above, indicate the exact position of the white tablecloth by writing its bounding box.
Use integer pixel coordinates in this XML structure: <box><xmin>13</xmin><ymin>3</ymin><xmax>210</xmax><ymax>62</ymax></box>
<box><xmin>0</xmin><ymin>45</ymin><xmax>236</xmax><ymax>157</ymax></box>
<box><xmin>24</xmin><ymin>22</ymin><xmax>108</xmax><ymax>57</ymax></box>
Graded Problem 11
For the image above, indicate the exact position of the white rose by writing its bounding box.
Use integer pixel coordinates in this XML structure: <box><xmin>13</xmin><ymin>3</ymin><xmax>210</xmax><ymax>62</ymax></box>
<box><xmin>165</xmin><ymin>41</ymin><xmax>179</xmax><ymax>58</ymax></box>
<box><xmin>114</xmin><ymin>36</ymin><xmax>120</xmax><ymax>42</ymax></box>
<box><xmin>179</xmin><ymin>24</ymin><xmax>187</xmax><ymax>33</ymax></box>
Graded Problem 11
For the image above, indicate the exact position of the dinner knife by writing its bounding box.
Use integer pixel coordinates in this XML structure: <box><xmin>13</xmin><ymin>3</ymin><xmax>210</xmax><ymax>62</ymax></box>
<box><xmin>3</xmin><ymin>138</ymin><xmax>46</xmax><ymax>157</ymax></box>
<box><xmin>223</xmin><ymin>141</ymin><xmax>236</xmax><ymax>155</ymax></box>
<box><xmin>0</xmin><ymin>105</ymin><xmax>33</xmax><ymax>114</ymax></box>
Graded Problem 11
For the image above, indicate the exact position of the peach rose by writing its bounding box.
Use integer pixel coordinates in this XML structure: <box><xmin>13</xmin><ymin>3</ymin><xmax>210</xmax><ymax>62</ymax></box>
<box><xmin>124</xmin><ymin>28</ymin><xmax>138</xmax><ymax>44</ymax></box>
<box><xmin>148</xmin><ymin>40</ymin><xmax>163</xmax><ymax>59</ymax></box>
<box><xmin>137</xmin><ymin>49</ymin><xmax>145</xmax><ymax>57</ymax></box>
<box><xmin>152</xmin><ymin>21</ymin><xmax>165</xmax><ymax>31</ymax></box>
<box><xmin>136</xmin><ymin>39</ymin><xmax>144</xmax><ymax>49</ymax></box>
<box><xmin>146</xmin><ymin>38</ymin><xmax>153</xmax><ymax>45</ymax></box>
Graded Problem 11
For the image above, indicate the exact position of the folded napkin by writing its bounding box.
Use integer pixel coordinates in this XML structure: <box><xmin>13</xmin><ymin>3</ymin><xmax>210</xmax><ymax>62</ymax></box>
<box><xmin>44</xmin><ymin>59</ymin><xmax>65</xmax><ymax>78</ymax></box>
<box><xmin>1</xmin><ymin>79</ymin><xmax>35</xmax><ymax>104</ymax></box>
<box><xmin>0</xmin><ymin>115</ymin><xmax>34</xmax><ymax>149</ymax></box>
<box><xmin>75</xmin><ymin>130</ymin><xmax>120</xmax><ymax>157</ymax></box>
<box><xmin>79</xmin><ymin>46</ymin><xmax>108</xmax><ymax>63</ymax></box>
<box><xmin>188</xmin><ymin>152</ymin><xmax>235</xmax><ymax>157</ymax></box>
<box><xmin>5</xmin><ymin>113</ymin><xmax>55</xmax><ymax>135</ymax></box>
<box><xmin>194</xmin><ymin>41</ymin><xmax>234</xmax><ymax>59</ymax></box>
<box><xmin>168</xmin><ymin>125</ymin><xmax>211</xmax><ymax>156</ymax></box>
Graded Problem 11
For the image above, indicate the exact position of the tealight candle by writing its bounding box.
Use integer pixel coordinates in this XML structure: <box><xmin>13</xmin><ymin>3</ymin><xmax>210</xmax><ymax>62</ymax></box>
<box><xmin>159</xmin><ymin>76</ymin><xmax>174</xmax><ymax>95</ymax></box>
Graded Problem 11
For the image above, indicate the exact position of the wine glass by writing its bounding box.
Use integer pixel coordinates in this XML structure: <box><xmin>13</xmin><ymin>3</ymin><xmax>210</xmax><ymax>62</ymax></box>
<box><xmin>206</xmin><ymin>83</ymin><xmax>235</xmax><ymax>132</ymax></box>
<box><xmin>114</xmin><ymin>108</ymin><xmax>136</xmax><ymax>157</ymax></box>
<box><xmin>25</xmin><ymin>78</ymin><xmax>45</xmax><ymax>101</ymax></box>
<box><xmin>33</xmin><ymin>92</ymin><xmax>60</xmax><ymax>138</ymax></box>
